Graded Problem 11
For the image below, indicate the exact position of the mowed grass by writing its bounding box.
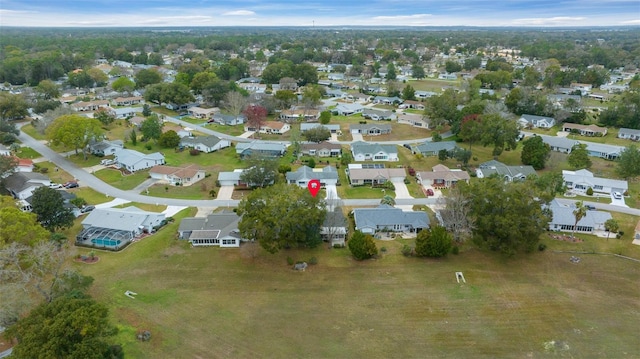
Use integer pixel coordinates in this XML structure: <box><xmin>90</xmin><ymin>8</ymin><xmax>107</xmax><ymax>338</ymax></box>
<box><xmin>94</xmin><ymin>168</ymin><xmax>150</xmax><ymax>190</ymax></box>
<box><xmin>77</xmin><ymin>217</ymin><xmax>640</xmax><ymax>358</ymax></box>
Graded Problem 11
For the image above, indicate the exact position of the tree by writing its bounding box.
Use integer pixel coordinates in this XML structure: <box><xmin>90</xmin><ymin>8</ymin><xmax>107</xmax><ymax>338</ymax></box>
<box><xmin>459</xmin><ymin>114</ymin><xmax>483</xmax><ymax>150</ymax></box>
<box><xmin>402</xmin><ymin>85</ymin><xmax>416</xmax><ymax>101</ymax></box>
<box><xmin>142</xmin><ymin>104</ymin><xmax>152</xmax><ymax>117</ymax></box>
<box><xmin>302</xmin><ymin>126</ymin><xmax>331</xmax><ymax>143</ymax></box>
<box><xmin>615</xmin><ymin>144</ymin><xmax>640</xmax><ymax>180</ymax></box>
<box><xmin>7</xmin><ymin>296</ymin><xmax>122</xmax><ymax>359</ymax></box>
<box><xmin>94</xmin><ymin>108</ymin><xmax>116</xmax><ymax>126</ymax></box>
<box><xmin>158</xmin><ymin>130</ymin><xmax>181</xmax><ymax>148</ymax></box>
<box><xmin>533</xmin><ymin>171</ymin><xmax>566</xmax><ymax>202</ymax></box>
<box><xmin>237</xmin><ymin>183</ymin><xmax>326</xmax><ymax>253</ymax></box>
<box><xmin>450</xmin><ymin>147</ymin><xmax>472</xmax><ymax>165</ymax></box>
<box><xmin>0</xmin><ymin>155</ymin><xmax>17</xmax><ymax>179</ymax></box>
<box><xmin>129</xmin><ymin>128</ymin><xmax>137</xmax><ymax>146</ymax></box>
<box><xmin>415</xmin><ymin>226</ymin><xmax>452</xmax><ymax>258</ymax></box>
<box><xmin>521</xmin><ymin>135</ymin><xmax>551</xmax><ymax>170</ymax></box>
<box><xmin>140</xmin><ymin>115</ymin><xmax>163</xmax><ymax>142</ymax></box>
<box><xmin>243</xmin><ymin>104</ymin><xmax>267</xmax><ymax>132</ymax></box>
<box><xmin>445</xmin><ymin>60</ymin><xmax>462</xmax><ymax>73</ymax></box>
<box><xmin>273</xmin><ymin>89</ymin><xmax>297</xmax><ymax>110</ymax></box>
<box><xmin>604</xmin><ymin>218</ymin><xmax>619</xmax><ymax>240</ymax></box>
<box><xmin>568</xmin><ymin>143</ymin><xmax>592</xmax><ymax>169</ymax></box>
<box><xmin>240</xmin><ymin>155</ymin><xmax>279</xmax><ymax>188</ymax></box>
<box><xmin>0</xmin><ymin>198</ymin><xmax>49</xmax><ymax>247</ymax></box>
<box><xmin>110</xmin><ymin>76</ymin><xmax>135</xmax><ymax>93</ymax></box>
<box><xmin>572</xmin><ymin>201</ymin><xmax>587</xmax><ymax>238</ymax></box>
<box><xmin>135</xmin><ymin>68</ymin><xmax>162</xmax><ymax>88</ymax></box>
<box><xmin>319</xmin><ymin>110</ymin><xmax>331</xmax><ymax>124</ymax></box>
<box><xmin>30</xmin><ymin>187</ymin><xmax>75</xmax><ymax>232</ymax></box>
<box><xmin>424</xmin><ymin>89</ymin><xmax>461</xmax><ymax>132</ymax></box>
<box><xmin>385</xmin><ymin>63</ymin><xmax>397</xmax><ymax>80</ymax></box>
<box><xmin>86</xmin><ymin>68</ymin><xmax>108</xmax><ymax>87</ymax></box>
<box><xmin>348</xmin><ymin>230</ymin><xmax>378</xmax><ymax>260</ymax></box>
<box><xmin>380</xmin><ymin>195</ymin><xmax>395</xmax><ymax>206</ymax></box>
<box><xmin>411</xmin><ymin>64</ymin><xmax>425</xmax><ymax>79</ymax></box>
<box><xmin>223</xmin><ymin>91</ymin><xmax>248</xmax><ymax>117</ymax></box>
<box><xmin>460</xmin><ymin>177</ymin><xmax>551</xmax><ymax>256</ymax></box>
<box><xmin>46</xmin><ymin>115</ymin><xmax>102</xmax><ymax>157</ymax></box>
<box><xmin>438</xmin><ymin>187</ymin><xmax>474</xmax><ymax>244</ymax></box>
<box><xmin>35</xmin><ymin>79</ymin><xmax>60</xmax><ymax>100</ymax></box>
<box><xmin>479</xmin><ymin>113</ymin><xmax>519</xmax><ymax>156</ymax></box>
<box><xmin>0</xmin><ymin>92</ymin><xmax>29</xmax><ymax>121</ymax></box>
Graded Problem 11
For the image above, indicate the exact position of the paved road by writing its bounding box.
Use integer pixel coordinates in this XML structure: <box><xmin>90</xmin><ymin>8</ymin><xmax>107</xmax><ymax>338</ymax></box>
<box><xmin>555</xmin><ymin>198</ymin><xmax>640</xmax><ymax>216</ymax></box>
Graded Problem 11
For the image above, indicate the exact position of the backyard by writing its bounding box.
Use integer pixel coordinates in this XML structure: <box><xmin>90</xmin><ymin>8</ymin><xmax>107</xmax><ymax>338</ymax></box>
<box><xmin>75</xmin><ymin>208</ymin><xmax>640</xmax><ymax>359</ymax></box>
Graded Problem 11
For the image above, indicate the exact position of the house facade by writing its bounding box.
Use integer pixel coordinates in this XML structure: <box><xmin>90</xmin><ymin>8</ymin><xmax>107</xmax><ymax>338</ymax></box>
<box><xmin>149</xmin><ymin>164</ymin><xmax>205</xmax><ymax>186</ymax></box>
<box><xmin>300</xmin><ymin>123</ymin><xmax>341</xmax><ymax>134</ymax></box>
<box><xmin>547</xmin><ymin>200</ymin><xmax>611</xmax><ymax>234</ymax></box>
<box><xmin>300</xmin><ymin>142</ymin><xmax>342</xmax><ymax>157</ymax></box>
<box><xmin>563</xmin><ymin>123</ymin><xmax>608</xmax><ymax>136</ymax></box>
<box><xmin>347</xmin><ymin>166</ymin><xmax>406</xmax><ymax>186</ymax></box>
<box><xmin>362</xmin><ymin>108</ymin><xmax>395</xmax><ymax>121</ymax></box>
<box><xmin>177</xmin><ymin>212</ymin><xmax>244</xmax><ymax>247</ymax></box>
<box><xmin>286</xmin><ymin>166</ymin><xmax>339</xmax><ymax>188</ymax></box>
<box><xmin>321</xmin><ymin>207</ymin><xmax>348</xmax><ymax>247</ymax></box>
<box><xmin>416</xmin><ymin>165</ymin><xmax>470</xmax><ymax>189</ymax></box>
<box><xmin>396</xmin><ymin>113</ymin><xmax>429</xmax><ymax>128</ymax></box>
<box><xmin>188</xmin><ymin>106</ymin><xmax>218</xmax><ymax>119</ymax></box>
<box><xmin>180</xmin><ymin>135</ymin><xmax>230</xmax><ymax>153</ymax></box>
<box><xmin>211</xmin><ymin>113</ymin><xmax>246</xmax><ymax>125</ymax></box>
<box><xmin>333</xmin><ymin>103</ymin><xmax>364</xmax><ymax>116</ymax></box>
<box><xmin>349</xmin><ymin>124</ymin><xmax>392</xmax><ymax>136</ymax></box>
<box><xmin>235</xmin><ymin>142</ymin><xmax>286</xmax><ymax>158</ymax></box>
<box><xmin>353</xmin><ymin>205</ymin><xmax>430</xmax><ymax>235</ymax></box>
<box><xmin>562</xmin><ymin>169</ymin><xmax>628</xmax><ymax>195</ymax></box>
<box><xmin>88</xmin><ymin>139</ymin><xmax>124</xmax><ymax>156</ymax></box>
<box><xmin>411</xmin><ymin>141</ymin><xmax>459</xmax><ymax>156</ymax></box>
<box><xmin>114</xmin><ymin>149</ymin><xmax>165</xmax><ymax>172</ymax></box>
<box><xmin>618</xmin><ymin>128</ymin><xmax>640</xmax><ymax>141</ymax></box>
<box><xmin>350</xmin><ymin>142</ymin><xmax>398</xmax><ymax>161</ymax></box>
<box><xmin>3</xmin><ymin>172</ymin><xmax>51</xmax><ymax>199</ymax></box>
<box><xmin>518</xmin><ymin>114</ymin><xmax>556</xmax><ymax>129</ymax></box>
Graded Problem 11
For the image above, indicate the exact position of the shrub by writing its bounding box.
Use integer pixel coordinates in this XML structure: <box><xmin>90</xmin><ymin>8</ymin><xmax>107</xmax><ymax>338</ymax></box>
<box><xmin>348</xmin><ymin>230</ymin><xmax>378</xmax><ymax>260</ymax></box>
<box><xmin>189</xmin><ymin>149</ymin><xmax>200</xmax><ymax>156</ymax></box>
<box><xmin>286</xmin><ymin>256</ymin><xmax>295</xmax><ymax>265</ymax></box>
<box><xmin>403</xmin><ymin>178</ymin><xmax>410</xmax><ymax>184</ymax></box>
<box><xmin>401</xmin><ymin>244</ymin><xmax>413</xmax><ymax>257</ymax></box>
<box><xmin>39</xmin><ymin>167</ymin><xmax>49</xmax><ymax>174</ymax></box>
<box><xmin>619</xmin><ymin>230</ymin><xmax>624</xmax><ymax>236</ymax></box>
<box><xmin>586</xmin><ymin>187</ymin><xmax>593</xmax><ymax>196</ymax></box>
<box><xmin>333</xmin><ymin>243</ymin><xmax>344</xmax><ymax>249</ymax></box>
<box><xmin>308</xmin><ymin>256</ymin><xmax>318</xmax><ymax>265</ymax></box>
<box><xmin>380</xmin><ymin>246</ymin><xmax>387</xmax><ymax>253</ymax></box>
<box><xmin>538</xmin><ymin>243</ymin><xmax>547</xmax><ymax>251</ymax></box>
<box><xmin>451</xmin><ymin>246</ymin><xmax>459</xmax><ymax>255</ymax></box>
<box><xmin>415</xmin><ymin>226</ymin><xmax>452</xmax><ymax>258</ymax></box>
<box><xmin>145</xmin><ymin>143</ymin><xmax>152</xmax><ymax>150</ymax></box>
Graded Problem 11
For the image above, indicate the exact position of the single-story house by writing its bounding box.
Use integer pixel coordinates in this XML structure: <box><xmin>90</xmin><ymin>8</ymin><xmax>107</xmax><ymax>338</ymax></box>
<box><xmin>14</xmin><ymin>158</ymin><xmax>34</xmax><ymax>173</ymax></box>
<box><xmin>321</xmin><ymin>207</ymin><xmax>348</xmax><ymax>247</ymax></box>
<box><xmin>300</xmin><ymin>141</ymin><xmax>342</xmax><ymax>157</ymax></box>
<box><xmin>249</xmin><ymin>121</ymin><xmax>290</xmax><ymax>135</ymax></box>
<box><xmin>518</xmin><ymin>114</ymin><xmax>556</xmax><ymax>129</ymax></box>
<box><xmin>77</xmin><ymin>207</ymin><xmax>165</xmax><ymax>250</ymax></box>
<box><xmin>348</xmin><ymin>93</ymin><xmax>373</xmax><ymax>103</ymax></box>
<box><xmin>396</xmin><ymin>113</ymin><xmax>430</xmax><ymax>128</ymax></box>
<box><xmin>362</xmin><ymin>108</ymin><xmax>395</xmax><ymax>121</ymax></box>
<box><xmin>177</xmin><ymin>212</ymin><xmax>245</xmax><ymax>247</ymax></box>
<box><xmin>350</xmin><ymin>141</ymin><xmax>398</xmax><ymax>161</ymax></box>
<box><xmin>347</xmin><ymin>167</ymin><xmax>406</xmax><ymax>186</ymax></box>
<box><xmin>349</xmin><ymin>124</ymin><xmax>392</xmax><ymax>136</ymax></box>
<box><xmin>476</xmin><ymin>160</ymin><xmax>537</xmax><ymax>182</ymax></box>
<box><xmin>180</xmin><ymin>135</ymin><xmax>230</xmax><ymax>153</ymax></box>
<box><xmin>547</xmin><ymin>199</ymin><xmax>611</xmax><ymax>234</ymax></box>
<box><xmin>88</xmin><ymin>139</ymin><xmax>124</xmax><ymax>156</ymax></box>
<box><xmin>25</xmin><ymin>189</ymin><xmax>81</xmax><ymax>217</ymax></box>
<box><xmin>3</xmin><ymin>172</ymin><xmax>51</xmax><ymax>199</ymax></box>
<box><xmin>236</xmin><ymin>142</ymin><xmax>287</xmax><ymax>158</ymax></box>
<box><xmin>217</xmin><ymin>169</ymin><xmax>245</xmax><ymax>187</ymax></box>
<box><xmin>540</xmin><ymin>135</ymin><xmax>579</xmax><ymax>153</ymax></box>
<box><xmin>112</xmin><ymin>107</ymin><xmax>137</xmax><ymax>119</ymax></box>
<box><xmin>353</xmin><ymin>205</ymin><xmax>430</xmax><ymax>235</ymax></box>
<box><xmin>113</xmin><ymin>96</ymin><xmax>143</xmax><ymax>106</ymax></box>
<box><xmin>72</xmin><ymin>100</ymin><xmax>110</xmax><ymax>112</ymax></box>
<box><xmin>584</xmin><ymin>142</ymin><xmax>623</xmax><ymax>160</ymax></box>
<box><xmin>416</xmin><ymin>164</ymin><xmax>470</xmax><ymax>189</ymax></box>
<box><xmin>562</xmin><ymin>169</ymin><xmax>628</xmax><ymax>195</ymax></box>
<box><xmin>211</xmin><ymin>113</ymin><xmax>246</xmax><ymax>125</ymax></box>
<box><xmin>372</xmin><ymin>96</ymin><xmax>402</xmax><ymax>105</ymax></box>
<box><xmin>333</xmin><ymin>103</ymin><xmax>365</xmax><ymax>116</ymax></box>
<box><xmin>149</xmin><ymin>164</ymin><xmax>205</xmax><ymax>186</ymax></box>
<box><xmin>188</xmin><ymin>106</ymin><xmax>218</xmax><ymax>119</ymax></box>
<box><xmin>563</xmin><ymin>123</ymin><xmax>608</xmax><ymax>137</ymax></box>
<box><xmin>411</xmin><ymin>141</ymin><xmax>459</xmax><ymax>156</ymax></box>
<box><xmin>286</xmin><ymin>166</ymin><xmax>339</xmax><ymax>188</ymax></box>
<box><xmin>617</xmin><ymin>128</ymin><xmax>640</xmax><ymax>141</ymax></box>
<box><xmin>415</xmin><ymin>91</ymin><xmax>437</xmax><ymax>99</ymax></box>
<box><xmin>279</xmin><ymin>109</ymin><xmax>320</xmax><ymax>122</ymax></box>
<box><xmin>438</xmin><ymin>73</ymin><xmax>457</xmax><ymax>80</ymax></box>
<box><xmin>114</xmin><ymin>149</ymin><xmax>165</xmax><ymax>172</ymax></box>
<box><xmin>237</xmin><ymin>83</ymin><xmax>267</xmax><ymax>93</ymax></box>
<box><xmin>399</xmin><ymin>100</ymin><xmax>425</xmax><ymax>110</ymax></box>
<box><xmin>300</xmin><ymin>123</ymin><xmax>341</xmax><ymax>134</ymax></box>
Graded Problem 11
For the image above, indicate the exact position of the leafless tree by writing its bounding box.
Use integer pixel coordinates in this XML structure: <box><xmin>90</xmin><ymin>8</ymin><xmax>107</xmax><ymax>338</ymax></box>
<box><xmin>437</xmin><ymin>187</ymin><xmax>474</xmax><ymax>244</ymax></box>
<box><xmin>240</xmin><ymin>241</ymin><xmax>260</xmax><ymax>260</ymax></box>
<box><xmin>223</xmin><ymin>91</ymin><xmax>248</xmax><ymax>117</ymax></box>
<box><xmin>34</xmin><ymin>105</ymin><xmax>75</xmax><ymax>134</ymax></box>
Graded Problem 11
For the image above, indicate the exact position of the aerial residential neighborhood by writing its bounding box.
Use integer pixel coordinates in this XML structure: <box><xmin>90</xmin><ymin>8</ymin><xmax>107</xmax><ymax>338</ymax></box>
<box><xmin>0</xmin><ymin>18</ymin><xmax>639</xmax><ymax>359</ymax></box>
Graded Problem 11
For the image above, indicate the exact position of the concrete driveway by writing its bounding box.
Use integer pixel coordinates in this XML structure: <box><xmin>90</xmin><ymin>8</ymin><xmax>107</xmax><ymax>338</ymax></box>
<box><xmin>392</xmin><ymin>179</ymin><xmax>413</xmax><ymax>210</ymax></box>
<box><xmin>216</xmin><ymin>185</ymin><xmax>235</xmax><ymax>200</ymax></box>
<box><xmin>610</xmin><ymin>192</ymin><xmax>628</xmax><ymax>207</ymax></box>
<box><xmin>352</xmin><ymin>133</ymin><xmax>364</xmax><ymax>142</ymax></box>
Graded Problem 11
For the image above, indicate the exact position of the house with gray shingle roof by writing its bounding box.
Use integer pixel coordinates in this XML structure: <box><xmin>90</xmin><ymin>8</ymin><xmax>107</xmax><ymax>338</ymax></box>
<box><xmin>362</xmin><ymin>108</ymin><xmax>395</xmax><ymax>121</ymax></box>
<box><xmin>180</xmin><ymin>135</ymin><xmax>230</xmax><ymax>153</ymax></box>
<box><xmin>286</xmin><ymin>166</ymin><xmax>338</xmax><ymax>187</ymax></box>
<box><xmin>321</xmin><ymin>206</ymin><xmax>348</xmax><ymax>246</ymax></box>
<box><xmin>3</xmin><ymin>172</ymin><xmax>51</xmax><ymax>199</ymax></box>
<box><xmin>547</xmin><ymin>199</ymin><xmax>612</xmax><ymax>234</ymax></box>
<box><xmin>300</xmin><ymin>141</ymin><xmax>342</xmax><ymax>157</ymax></box>
<box><xmin>411</xmin><ymin>141</ymin><xmax>459</xmax><ymax>156</ymax></box>
<box><xmin>373</xmin><ymin>96</ymin><xmax>402</xmax><ymax>105</ymax></box>
<box><xmin>476</xmin><ymin>160</ymin><xmax>536</xmax><ymax>182</ymax></box>
<box><xmin>88</xmin><ymin>139</ymin><xmax>123</xmax><ymax>156</ymax></box>
<box><xmin>114</xmin><ymin>149</ymin><xmax>165</xmax><ymax>172</ymax></box>
<box><xmin>235</xmin><ymin>141</ymin><xmax>286</xmax><ymax>158</ymax></box>
<box><xmin>618</xmin><ymin>128</ymin><xmax>640</xmax><ymax>141</ymax></box>
<box><xmin>349</xmin><ymin>123</ymin><xmax>392</xmax><ymax>136</ymax></box>
<box><xmin>562</xmin><ymin>169</ymin><xmax>628</xmax><ymax>195</ymax></box>
<box><xmin>333</xmin><ymin>103</ymin><xmax>365</xmax><ymax>116</ymax></box>
<box><xmin>540</xmin><ymin>135</ymin><xmax>578</xmax><ymax>153</ymax></box>
<box><xmin>350</xmin><ymin>141</ymin><xmax>398</xmax><ymax>161</ymax></box>
<box><xmin>300</xmin><ymin>123</ymin><xmax>341</xmax><ymax>134</ymax></box>
<box><xmin>211</xmin><ymin>113</ymin><xmax>246</xmax><ymax>125</ymax></box>
<box><xmin>518</xmin><ymin>114</ymin><xmax>556</xmax><ymax>129</ymax></box>
<box><xmin>177</xmin><ymin>212</ymin><xmax>245</xmax><ymax>247</ymax></box>
<box><xmin>353</xmin><ymin>205</ymin><xmax>430</xmax><ymax>235</ymax></box>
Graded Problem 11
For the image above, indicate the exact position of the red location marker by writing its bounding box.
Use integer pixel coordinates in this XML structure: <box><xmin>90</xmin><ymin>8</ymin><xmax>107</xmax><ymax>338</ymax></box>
<box><xmin>307</xmin><ymin>179</ymin><xmax>321</xmax><ymax>197</ymax></box>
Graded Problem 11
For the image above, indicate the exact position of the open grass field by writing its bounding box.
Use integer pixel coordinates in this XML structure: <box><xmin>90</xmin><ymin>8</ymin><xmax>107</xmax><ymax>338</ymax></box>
<box><xmin>94</xmin><ymin>168</ymin><xmax>151</xmax><ymax>191</ymax></box>
<box><xmin>76</xmin><ymin>209</ymin><xmax>640</xmax><ymax>359</ymax></box>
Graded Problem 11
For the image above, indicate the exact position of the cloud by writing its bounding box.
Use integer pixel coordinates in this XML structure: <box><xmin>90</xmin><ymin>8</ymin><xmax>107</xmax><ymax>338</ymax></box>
<box><xmin>222</xmin><ymin>10</ymin><xmax>255</xmax><ymax>16</ymax></box>
<box><xmin>514</xmin><ymin>16</ymin><xmax>586</xmax><ymax>25</ymax></box>
<box><xmin>372</xmin><ymin>14</ymin><xmax>432</xmax><ymax>21</ymax></box>
<box><xmin>620</xmin><ymin>19</ymin><xmax>640</xmax><ymax>24</ymax></box>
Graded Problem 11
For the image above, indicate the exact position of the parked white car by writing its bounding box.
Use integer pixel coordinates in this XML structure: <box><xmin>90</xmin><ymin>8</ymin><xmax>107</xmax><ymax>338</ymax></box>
<box><xmin>613</xmin><ymin>191</ymin><xmax>623</xmax><ymax>199</ymax></box>
<box><xmin>49</xmin><ymin>183</ymin><xmax>63</xmax><ymax>189</ymax></box>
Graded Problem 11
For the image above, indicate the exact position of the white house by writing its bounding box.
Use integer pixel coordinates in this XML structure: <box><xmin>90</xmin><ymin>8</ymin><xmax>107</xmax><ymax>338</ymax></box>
<box><xmin>476</xmin><ymin>160</ymin><xmax>536</xmax><ymax>182</ymax></box>
<box><xmin>178</xmin><ymin>212</ymin><xmax>245</xmax><ymax>247</ymax></box>
<box><xmin>149</xmin><ymin>164</ymin><xmax>205</xmax><ymax>186</ymax></box>
<box><xmin>617</xmin><ymin>128</ymin><xmax>640</xmax><ymax>141</ymax></box>
<box><xmin>353</xmin><ymin>205</ymin><xmax>430</xmax><ymax>235</ymax></box>
<box><xmin>114</xmin><ymin>149</ymin><xmax>165</xmax><ymax>172</ymax></box>
<box><xmin>88</xmin><ymin>139</ymin><xmax>124</xmax><ymax>156</ymax></box>
<box><xmin>286</xmin><ymin>166</ymin><xmax>339</xmax><ymax>188</ymax></box>
<box><xmin>518</xmin><ymin>114</ymin><xmax>556</xmax><ymax>129</ymax></box>
<box><xmin>333</xmin><ymin>103</ymin><xmax>365</xmax><ymax>116</ymax></box>
<box><xmin>347</xmin><ymin>166</ymin><xmax>406</xmax><ymax>186</ymax></box>
<box><xmin>562</xmin><ymin>169</ymin><xmax>628</xmax><ymax>196</ymax></box>
<box><xmin>547</xmin><ymin>199</ymin><xmax>612</xmax><ymax>234</ymax></box>
<box><xmin>3</xmin><ymin>172</ymin><xmax>51</xmax><ymax>199</ymax></box>
<box><xmin>180</xmin><ymin>135</ymin><xmax>230</xmax><ymax>153</ymax></box>
<box><xmin>350</xmin><ymin>142</ymin><xmax>398</xmax><ymax>161</ymax></box>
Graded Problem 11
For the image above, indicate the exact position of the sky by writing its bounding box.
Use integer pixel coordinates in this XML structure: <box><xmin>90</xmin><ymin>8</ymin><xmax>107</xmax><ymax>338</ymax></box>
<box><xmin>0</xmin><ymin>0</ymin><xmax>639</xmax><ymax>27</ymax></box>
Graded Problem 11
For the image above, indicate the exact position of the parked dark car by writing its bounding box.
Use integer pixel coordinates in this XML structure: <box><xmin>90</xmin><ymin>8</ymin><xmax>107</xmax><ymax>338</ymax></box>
<box><xmin>80</xmin><ymin>205</ymin><xmax>95</xmax><ymax>213</ymax></box>
<box><xmin>585</xmin><ymin>205</ymin><xmax>596</xmax><ymax>210</ymax></box>
<box><xmin>426</xmin><ymin>188</ymin><xmax>434</xmax><ymax>196</ymax></box>
<box><xmin>64</xmin><ymin>181</ymin><xmax>79</xmax><ymax>188</ymax></box>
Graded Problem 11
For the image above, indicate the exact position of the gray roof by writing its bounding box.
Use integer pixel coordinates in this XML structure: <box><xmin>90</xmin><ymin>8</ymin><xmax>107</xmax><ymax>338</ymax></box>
<box><xmin>82</xmin><ymin>207</ymin><xmax>165</xmax><ymax>232</ymax></box>
<box><xmin>618</xmin><ymin>127</ymin><xmax>640</xmax><ymax>136</ymax></box>
<box><xmin>235</xmin><ymin>141</ymin><xmax>286</xmax><ymax>154</ymax></box>
<box><xmin>323</xmin><ymin>206</ymin><xmax>347</xmax><ymax>228</ymax></box>
<box><xmin>349</xmin><ymin>123</ymin><xmax>392</xmax><ymax>131</ymax></box>
<box><xmin>115</xmin><ymin>149</ymin><xmax>164</xmax><ymax>166</ymax></box>
<box><xmin>521</xmin><ymin>114</ymin><xmax>554</xmax><ymax>122</ymax></box>
<box><xmin>350</xmin><ymin>141</ymin><xmax>397</xmax><ymax>156</ymax></box>
<box><xmin>300</xmin><ymin>123</ymin><xmax>341</xmax><ymax>131</ymax></box>
<box><xmin>373</xmin><ymin>96</ymin><xmax>402</xmax><ymax>103</ymax></box>
<box><xmin>540</xmin><ymin>135</ymin><xmax>578</xmax><ymax>150</ymax></box>
<box><xmin>178</xmin><ymin>213</ymin><xmax>242</xmax><ymax>240</ymax></box>
<box><xmin>413</xmin><ymin>141</ymin><xmax>458</xmax><ymax>154</ymax></box>
<box><xmin>217</xmin><ymin>171</ymin><xmax>243</xmax><ymax>182</ymax></box>
<box><xmin>286</xmin><ymin>165</ymin><xmax>338</xmax><ymax>182</ymax></box>
<box><xmin>362</xmin><ymin>108</ymin><xmax>394</xmax><ymax>118</ymax></box>
<box><xmin>354</xmin><ymin>205</ymin><xmax>429</xmax><ymax>230</ymax></box>
<box><xmin>89</xmin><ymin>139</ymin><xmax>123</xmax><ymax>151</ymax></box>
<box><xmin>3</xmin><ymin>172</ymin><xmax>49</xmax><ymax>193</ymax></box>
<box><xmin>562</xmin><ymin>169</ymin><xmax>628</xmax><ymax>191</ymax></box>
<box><xmin>181</xmin><ymin>135</ymin><xmax>224</xmax><ymax>148</ymax></box>
<box><xmin>478</xmin><ymin>160</ymin><xmax>537</xmax><ymax>179</ymax></box>
<box><xmin>584</xmin><ymin>142</ymin><xmax>623</xmax><ymax>156</ymax></box>
<box><xmin>547</xmin><ymin>200</ymin><xmax>612</xmax><ymax>228</ymax></box>
<box><xmin>213</xmin><ymin>113</ymin><xmax>246</xmax><ymax>124</ymax></box>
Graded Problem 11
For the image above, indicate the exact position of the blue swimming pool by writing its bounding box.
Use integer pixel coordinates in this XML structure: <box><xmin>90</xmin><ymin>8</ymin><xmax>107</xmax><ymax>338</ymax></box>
<box><xmin>91</xmin><ymin>237</ymin><xmax>122</xmax><ymax>247</ymax></box>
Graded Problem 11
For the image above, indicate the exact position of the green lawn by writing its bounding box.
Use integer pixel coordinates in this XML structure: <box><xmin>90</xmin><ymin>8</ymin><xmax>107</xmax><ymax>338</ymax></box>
<box><xmin>145</xmin><ymin>177</ymin><xmax>217</xmax><ymax>200</ymax></box>
<box><xmin>93</xmin><ymin>168</ymin><xmax>150</xmax><ymax>191</ymax></box>
<box><xmin>19</xmin><ymin>123</ymin><xmax>46</xmax><ymax>140</ymax></box>
<box><xmin>76</xmin><ymin>212</ymin><xmax>640</xmax><ymax>358</ymax></box>
<box><xmin>14</xmin><ymin>146</ymin><xmax>41</xmax><ymax>159</ymax></box>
